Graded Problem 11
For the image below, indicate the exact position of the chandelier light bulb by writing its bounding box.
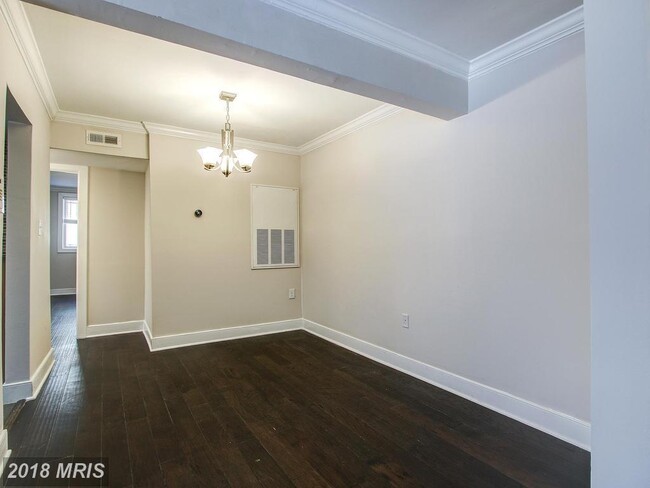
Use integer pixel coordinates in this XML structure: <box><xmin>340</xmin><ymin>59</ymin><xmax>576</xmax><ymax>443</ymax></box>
<box><xmin>196</xmin><ymin>91</ymin><xmax>257</xmax><ymax>178</ymax></box>
<box><xmin>197</xmin><ymin>146</ymin><xmax>222</xmax><ymax>171</ymax></box>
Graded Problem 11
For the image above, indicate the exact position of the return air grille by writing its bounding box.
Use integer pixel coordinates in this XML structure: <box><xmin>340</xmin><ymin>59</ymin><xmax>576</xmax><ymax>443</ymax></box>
<box><xmin>86</xmin><ymin>130</ymin><xmax>122</xmax><ymax>148</ymax></box>
<box><xmin>256</xmin><ymin>228</ymin><xmax>296</xmax><ymax>267</ymax></box>
<box><xmin>251</xmin><ymin>185</ymin><xmax>300</xmax><ymax>269</ymax></box>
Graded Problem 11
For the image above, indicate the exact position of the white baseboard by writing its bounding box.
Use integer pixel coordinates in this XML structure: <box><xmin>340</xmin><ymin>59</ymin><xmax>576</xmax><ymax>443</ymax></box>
<box><xmin>2</xmin><ymin>380</ymin><xmax>32</xmax><ymax>405</ymax></box>
<box><xmin>143</xmin><ymin>320</ymin><xmax>153</xmax><ymax>350</ymax></box>
<box><xmin>302</xmin><ymin>319</ymin><xmax>591</xmax><ymax>451</ymax></box>
<box><xmin>50</xmin><ymin>288</ymin><xmax>76</xmax><ymax>296</ymax></box>
<box><xmin>3</xmin><ymin>348</ymin><xmax>55</xmax><ymax>404</ymax></box>
<box><xmin>0</xmin><ymin>429</ymin><xmax>10</xmax><ymax>476</ymax></box>
<box><xmin>148</xmin><ymin>319</ymin><xmax>303</xmax><ymax>351</ymax></box>
<box><xmin>77</xmin><ymin>314</ymin><xmax>590</xmax><ymax>450</ymax></box>
<box><xmin>86</xmin><ymin>320</ymin><xmax>144</xmax><ymax>337</ymax></box>
<box><xmin>28</xmin><ymin>348</ymin><xmax>55</xmax><ymax>400</ymax></box>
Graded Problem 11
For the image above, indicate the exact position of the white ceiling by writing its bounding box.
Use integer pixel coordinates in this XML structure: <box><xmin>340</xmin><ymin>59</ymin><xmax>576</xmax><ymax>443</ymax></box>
<box><xmin>23</xmin><ymin>1</ymin><xmax>582</xmax><ymax>144</ymax></box>
<box><xmin>324</xmin><ymin>0</ymin><xmax>582</xmax><ymax>60</ymax></box>
<box><xmin>23</xmin><ymin>3</ymin><xmax>383</xmax><ymax>147</ymax></box>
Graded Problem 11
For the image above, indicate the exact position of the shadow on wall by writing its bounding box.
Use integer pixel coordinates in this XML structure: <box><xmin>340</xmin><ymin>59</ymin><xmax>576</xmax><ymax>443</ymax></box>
<box><xmin>2</xmin><ymin>89</ymin><xmax>32</xmax><ymax>403</ymax></box>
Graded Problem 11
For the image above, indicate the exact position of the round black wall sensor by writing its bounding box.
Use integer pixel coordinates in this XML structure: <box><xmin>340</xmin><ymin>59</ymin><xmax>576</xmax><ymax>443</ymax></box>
<box><xmin>194</xmin><ymin>209</ymin><xmax>203</xmax><ymax>218</ymax></box>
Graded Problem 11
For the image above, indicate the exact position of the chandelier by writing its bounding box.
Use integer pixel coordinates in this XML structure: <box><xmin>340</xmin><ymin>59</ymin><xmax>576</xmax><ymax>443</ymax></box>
<box><xmin>197</xmin><ymin>91</ymin><xmax>257</xmax><ymax>177</ymax></box>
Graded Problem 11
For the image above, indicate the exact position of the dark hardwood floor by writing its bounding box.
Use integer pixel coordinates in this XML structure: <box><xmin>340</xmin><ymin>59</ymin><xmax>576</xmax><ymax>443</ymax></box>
<box><xmin>5</xmin><ymin>295</ymin><xmax>590</xmax><ymax>487</ymax></box>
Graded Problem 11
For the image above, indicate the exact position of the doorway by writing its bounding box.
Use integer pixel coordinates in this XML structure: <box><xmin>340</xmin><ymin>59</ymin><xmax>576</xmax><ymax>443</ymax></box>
<box><xmin>49</xmin><ymin>171</ymin><xmax>78</xmax><ymax>345</ymax></box>
<box><xmin>49</xmin><ymin>163</ymin><xmax>88</xmax><ymax>340</ymax></box>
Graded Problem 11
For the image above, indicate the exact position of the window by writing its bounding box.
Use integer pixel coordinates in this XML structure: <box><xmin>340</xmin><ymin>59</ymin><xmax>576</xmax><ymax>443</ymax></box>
<box><xmin>58</xmin><ymin>192</ymin><xmax>78</xmax><ymax>253</ymax></box>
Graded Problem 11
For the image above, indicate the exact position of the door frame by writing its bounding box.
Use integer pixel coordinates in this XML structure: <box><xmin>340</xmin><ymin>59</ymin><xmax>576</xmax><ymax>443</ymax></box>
<box><xmin>50</xmin><ymin>163</ymin><xmax>88</xmax><ymax>339</ymax></box>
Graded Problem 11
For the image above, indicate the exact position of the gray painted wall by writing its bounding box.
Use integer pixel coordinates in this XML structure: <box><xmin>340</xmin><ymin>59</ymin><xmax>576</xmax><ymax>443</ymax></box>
<box><xmin>49</xmin><ymin>188</ymin><xmax>76</xmax><ymax>291</ymax></box>
<box><xmin>5</xmin><ymin>122</ymin><xmax>31</xmax><ymax>385</ymax></box>
<box><xmin>585</xmin><ymin>0</ymin><xmax>650</xmax><ymax>485</ymax></box>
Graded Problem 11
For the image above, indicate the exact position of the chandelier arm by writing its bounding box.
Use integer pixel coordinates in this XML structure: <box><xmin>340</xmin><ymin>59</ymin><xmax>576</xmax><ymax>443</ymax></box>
<box><xmin>232</xmin><ymin>161</ymin><xmax>249</xmax><ymax>173</ymax></box>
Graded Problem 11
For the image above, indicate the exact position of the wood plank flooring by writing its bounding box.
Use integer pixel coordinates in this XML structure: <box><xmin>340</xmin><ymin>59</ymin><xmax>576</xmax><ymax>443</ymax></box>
<box><xmin>6</xmin><ymin>295</ymin><xmax>590</xmax><ymax>487</ymax></box>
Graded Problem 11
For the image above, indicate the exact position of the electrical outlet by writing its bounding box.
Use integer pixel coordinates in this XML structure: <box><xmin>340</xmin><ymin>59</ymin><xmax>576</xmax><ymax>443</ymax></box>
<box><xmin>401</xmin><ymin>313</ymin><xmax>409</xmax><ymax>328</ymax></box>
<box><xmin>289</xmin><ymin>288</ymin><xmax>296</xmax><ymax>299</ymax></box>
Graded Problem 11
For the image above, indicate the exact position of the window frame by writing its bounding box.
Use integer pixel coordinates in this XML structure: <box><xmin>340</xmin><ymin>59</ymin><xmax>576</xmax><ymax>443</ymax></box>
<box><xmin>57</xmin><ymin>192</ymin><xmax>78</xmax><ymax>253</ymax></box>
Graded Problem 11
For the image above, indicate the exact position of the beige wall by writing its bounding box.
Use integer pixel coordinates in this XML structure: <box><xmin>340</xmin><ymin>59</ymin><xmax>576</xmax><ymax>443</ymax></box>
<box><xmin>143</xmin><ymin>165</ymin><xmax>152</xmax><ymax>328</ymax></box>
<box><xmin>49</xmin><ymin>189</ymin><xmax>77</xmax><ymax>290</ymax></box>
<box><xmin>87</xmin><ymin>167</ymin><xmax>145</xmax><ymax>325</ymax></box>
<box><xmin>51</xmin><ymin>121</ymin><xmax>148</xmax><ymax>159</ymax></box>
<box><xmin>0</xmin><ymin>9</ymin><xmax>52</xmax><ymax>391</ymax></box>
<box><xmin>301</xmin><ymin>40</ymin><xmax>590</xmax><ymax>422</ymax></box>
<box><xmin>148</xmin><ymin>134</ymin><xmax>301</xmax><ymax>337</ymax></box>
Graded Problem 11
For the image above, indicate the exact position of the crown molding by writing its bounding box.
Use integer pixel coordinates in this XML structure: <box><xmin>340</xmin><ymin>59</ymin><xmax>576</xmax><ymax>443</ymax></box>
<box><xmin>469</xmin><ymin>6</ymin><xmax>584</xmax><ymax>80</ymax></box>
<box><xmin>0</xmin><ymin>0</ymin><xmax>59</xmax><ymax>118</ymax></box>
<box><xmin>258</xmin><ymin>0</ymin><xmax>468</xmax><ymax>79</ymax></box>
<box><xmin>299</xmin><ymin>104</ymin><xmax>402</xmax><ymax>155</ymax></box>
<box><xmin>59</xmin><ymin>105</ymin><xmax>402</xmax><ymax>157</ymax></box>
<box><xmin>55</xmin><ymin>110</ymin><xmax>148</xmax><ymax>134</ymax></box>
<box><xmin>142</xmin><ymin>122</ymin><xmax>302</xmax><ymax>156</ymax></box>
<box><xmin>260</xmin><ymin>0</ymin><xmax>583</xmax><ymax>84</ymax></box>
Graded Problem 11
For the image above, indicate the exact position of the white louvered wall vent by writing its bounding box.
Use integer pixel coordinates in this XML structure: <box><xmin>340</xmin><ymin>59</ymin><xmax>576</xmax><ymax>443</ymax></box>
<box><xmin>85</xmin><ymin>130</ymin><xmax>122</xmax><ymax>148</ymax></box>
<box><xmin>251</xmin><ymin>185</ymin><xmax>299</xmax><ymax>269</ymax></box>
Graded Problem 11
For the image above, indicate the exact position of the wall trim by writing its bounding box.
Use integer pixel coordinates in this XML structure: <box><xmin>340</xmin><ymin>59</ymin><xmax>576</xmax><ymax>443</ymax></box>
<box><xmin>302</xmin><ymin>319</ymin><xmax>591</xmax><ymax>450</ymax></box>
<box><xmin>28</xmin><ymin>348</ymin><xmax>55</xmax><ymax>400</ymax></box>
<box><xmin>2</xmin><ymin>380</ymin><xmax>31</xmax><ymax>405</ymax></box>
<box><xmin>55</xmin><ymin>110</ymin><xmax>148</xmax><ymax>134</ymax></box>
<box><xmin>86</xmin><ymin>320</ymin><xmax>144</xmax><ymax>338</ymax></box>
<box><xmin>142</xmin><ymin>122</ymin><xmax>302</xmax><ymax>156</ymax></box>
<box><xmin>257</xmin><ymin>0</ymin><xmax>468</xmax><ymax>79</ymax></box>
<box><xmin>469</xmin><ymin>6</ymin><xmax>584</xmax><ymax>79</ymax></box>
<box><xmin>142</xmin><ymin>321</ymin><xmax>153</xmax><ymax>351</ymax></box>
<box><xmin>50</xmin><ymin>287</ymin><xmax>76</xmax><ymax>296</ymax></box>
<box><xmin>0</xmin><ymin>429</ymin><xmax>10</xmax><ymax>476</ymax></box>
<box><xmin>257</xmin><ymin>1</ymin><xmax>583</xmax><ymax>84</ymax></box>
<box><xmin>3</xmin><ymin>0</ymin><xmax>583</xmax><ymax>129</ymax></box>
<box><xmin>298</xmin><ymin>104</ymin><xmax>403</xmax><ymax>154</ymax></box>
<box><xmin>3</xmin><ymin>348</ymin><xmax>55</xmax><ymax>404</ymax></box>
<box><xmin>85</xmin><ymin>316</ymin><xmax>589</xmax><ymax>449</ymax></box>
<box><xmin>147</xmin><ymin>319</ymin><xmax>303</xmax><ymax>351</ymax></box>
<box><xmin>0</xmin><ymin>0</ymin><xmax>59</xmax><ymax>118</ymax></box>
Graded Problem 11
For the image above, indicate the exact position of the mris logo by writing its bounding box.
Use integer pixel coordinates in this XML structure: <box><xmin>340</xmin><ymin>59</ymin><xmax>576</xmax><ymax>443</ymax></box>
<box><xmin>2</xmin><ymin>457</ymin><xmax>108</xmax><ymax>486</ymax></box>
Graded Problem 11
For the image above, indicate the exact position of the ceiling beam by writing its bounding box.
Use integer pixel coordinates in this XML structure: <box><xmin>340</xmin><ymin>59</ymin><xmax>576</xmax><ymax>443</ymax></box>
<box><xmin>23</xmin><ymin>0</ymin><xmax>468</xmax><ymax>120</ymax></box>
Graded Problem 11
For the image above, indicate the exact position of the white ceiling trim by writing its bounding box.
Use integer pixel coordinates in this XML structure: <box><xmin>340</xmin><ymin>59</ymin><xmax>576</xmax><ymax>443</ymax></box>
<box><xmin>8</xmin><ymin>0</ymin><xmax>583</xmax><ymax>155</ymax></box>
<box><xmin>299</xmin><ymin>104</ymin><xmax>402</xmax><ymax>154</ymax></box>
<box><xmin>56</xmin><ymin>110</ymin><xmax>148</xmax><ymax>134</ymax></box>
<box><xmin>469</xmin><ymin>6</ymin><xmax>584</xmax><ymax>79</ymax></box>
<box><xmin>142</xmin><ymin>122</ymin><xmax>302</xmax><ymax>156</ymax></box>
<box><xmin>56</xmin><ymin>104</ymin><xmax>404</xmax><ymax>157</ymax></box>
<box><xmin>258</xmin><ymin>0</ymin><xmax>469</xmax><ymax>79</ymax></box>
<box><xmin>259</xmin><ymin>0</ymin><xmax>584</xmax><ymax>83</ymax></box>
<box><xmin>0</xmin><ymin>0</ymin><xmax>59</xmax><ymax>118</ymax></box>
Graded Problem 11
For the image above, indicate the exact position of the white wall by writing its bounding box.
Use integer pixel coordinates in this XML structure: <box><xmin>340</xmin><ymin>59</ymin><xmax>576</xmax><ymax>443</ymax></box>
<box><xmin>585</xmin><ymin>1</ymin><xmax>650</xmax><ymax>485</ymax></box>
<box><xmin>301</xmin><ymin>35</ymin><xmax>590</xmax><ymax>430</ymax></box>
<box><xmin>49</xmin><ymin>188</ymin><xmax>76</xmax><ymax>290</ymax></box>
<box><xmin>0</xmin><ymin>4</ymin><xmax>52</xmax><ymax>403</ymax></box>
<box><xmin>143</xmin><ymin>165</ymin><xmax>152</xmax><ymax>328</ymax></box>
<box><xmin>147</xmin><ymin>134</ymin><xmax>302</xmax><ymax>337</ymax></box>
<box><xmin>87</xmin><ymin>167</ymin><xmax>145</xmax><ymax>325</ymax></box>
<box><xmin>51</xmin><ymin>121</ymin><xmax>148</xmax><ymax>159</ymax></box>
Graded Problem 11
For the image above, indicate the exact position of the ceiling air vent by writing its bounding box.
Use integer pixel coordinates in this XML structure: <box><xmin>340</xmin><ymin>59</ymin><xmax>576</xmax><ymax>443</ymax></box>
<box><xmin>86</xmin><ymin>130</ymin><xmax>122</xmax><ymax>148</ymax></box>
